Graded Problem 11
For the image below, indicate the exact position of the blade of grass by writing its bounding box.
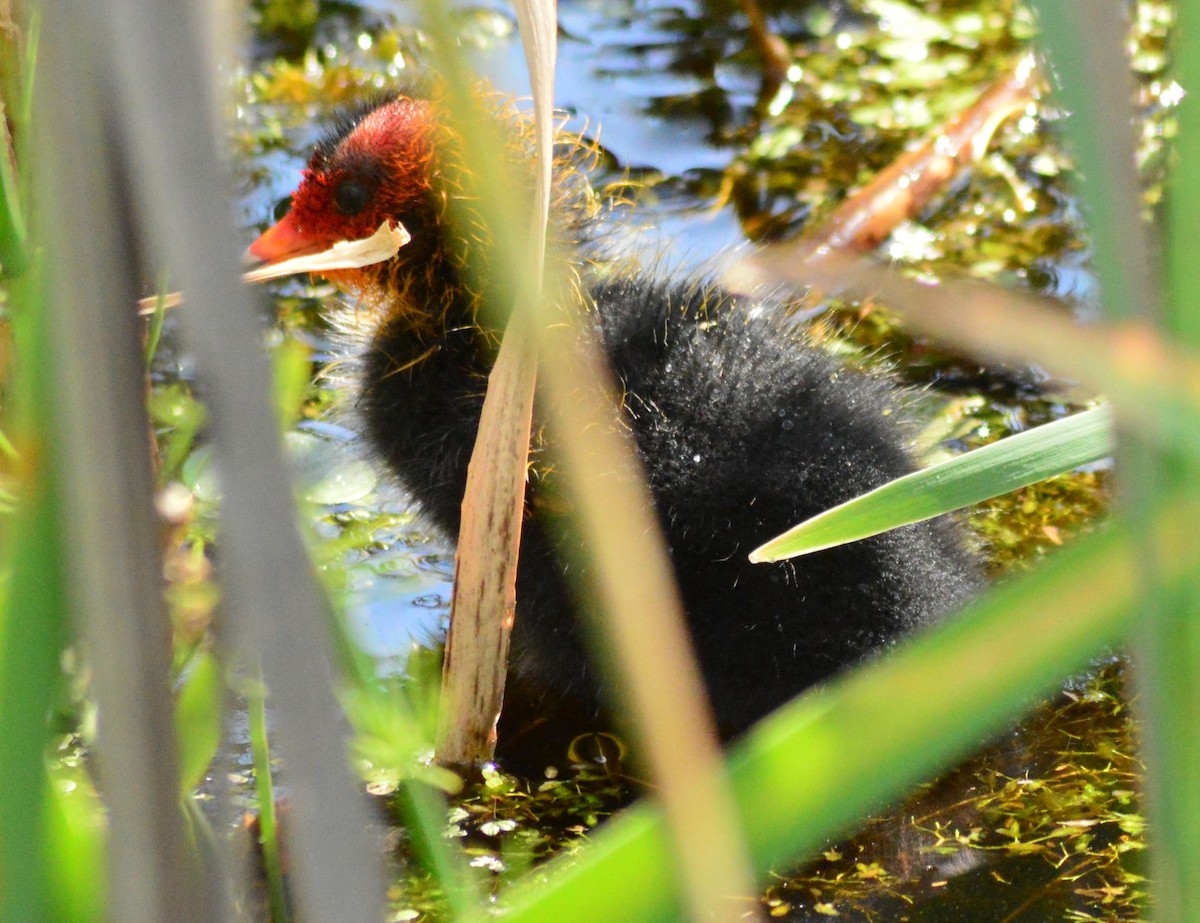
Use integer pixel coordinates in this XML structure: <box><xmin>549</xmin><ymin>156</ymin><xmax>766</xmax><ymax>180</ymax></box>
<box><xmin>396</xmin><ymin>781</ymin><xmax>479</xmax><ymax>920</ymax></box>
<box><xmin>0</xmin><ymin>0</ymin><xmax>26</xmax><ymax>274</ymax></box>
<box><xmin>1028</xmin><ymin>3</ymin><xmax>1157</xmax><ymax>324</ymax></box>
<box><xmin>1160</xmin><ymin>1</ymin><xmax>1200</xmax><ymax>905</ymax></box>
<box><xmin>1027</xmin><ymin>9</ymin><xmax>1200</xmax><ymax>920</ymax></box>
<box><xmin>1134</xmin><ymin>0</ymin><xmax>1200</xmax><ymax>915</ymax></box>
<box><xmin>0</xmin><ymin>14</ymin><xmax>65</xmax><ymax>920</ymax></box>
<box><xmin>248</xmin><ymin>674</ymin><xmax>289</xmax><ymax>923</ymax></box>
<box><xmin>144</xmin><ymin>270</ymin><xmax>170</xmax><ymax>366</ymax></box>
<box><xmin>538</xmin><ymin>319</ymin><xmax>761</xmax><ymax>923</ymax></box>
<box><xmin>46</xmin><ymin>770</ymin><xmax>106</xmax><ymax>923</ymax></box>
<box><xmin>175</xmin><ymin>650</ymin><xmax>224</xmax><ymax>798</ymax></box>
<box><xmin>0</xmin><ymin>414</ymin><xmax>68</xmax><ymax>923</ymax></box>
<box><xmin>91</xmin><ymin>0</ymin><xmax>388</xmax><ymax>916</ymax></box>
<box><xmin>751</xmin><ymin>405</ymin><xmax>1114</xmax><ymax>562</ymax></box>
<box><xmin>40</xmin><ymin>7</ymin><xmax>209</xmax><ymax>917</ymax></box>
<box><xmin>17</xmin><ymin>5</ymin><xmax>34</xmax><ymax>150</ymax></box>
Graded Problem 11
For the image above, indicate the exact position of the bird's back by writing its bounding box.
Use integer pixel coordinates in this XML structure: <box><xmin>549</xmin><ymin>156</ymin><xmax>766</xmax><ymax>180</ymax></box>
<box><xmin>505</xmin><ymin>272</ymin><xmax>981</xmax><ymax>737</ymax></box>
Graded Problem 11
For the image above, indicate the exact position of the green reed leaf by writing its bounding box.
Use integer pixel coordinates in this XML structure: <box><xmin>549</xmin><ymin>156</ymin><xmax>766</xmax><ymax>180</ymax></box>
<box><xmin>750</xmin><ymin>406</ymin><xmax>1114</xmax><ymax>563</ymax></box>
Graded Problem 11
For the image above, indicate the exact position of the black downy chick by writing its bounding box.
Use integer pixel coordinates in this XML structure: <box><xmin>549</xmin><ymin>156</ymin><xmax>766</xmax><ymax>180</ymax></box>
<box><xmin>248</xmin><ymin>93</ymin><xmax>982</xmax><ymax>742</ymax></box>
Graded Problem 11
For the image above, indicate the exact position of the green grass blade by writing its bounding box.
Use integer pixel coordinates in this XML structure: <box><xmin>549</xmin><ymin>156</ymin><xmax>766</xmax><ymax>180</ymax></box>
<box><xmin>0</xmin><ymin>468</ymin><xmax>68</xmax><ymax>923</ymax></box>
<box><xmin>93</xmin><ymin>0</ymin><xmax>388</xmax><ymax>911</ymax></box>
<box><xmin>1140</xmin><ymin>0</ymin><xmax>1200</xmax><ymax>915</ymax></box>
<box><xmin>1034</xmin><ymin>5</ymin><xmax>1200</xmax><ymax>920</ymax></box>
<box><xmin>143</xmin><ymin>271</ymin><xmax>169</xmax><ymax>366</ymax></box>
<box><xmin>47</xmin><ymin>769</ymin><xmax>106</xmax><ymax>922</ymax></box>
<box><xmin>750</xmin><ymin>405</ymin><xmax>1115</xmax><ymax>563</ymax></box>
<box><xmin>248</xmin><ymin>675</ymin><xmax>289</xmax><ymax>923</ymax></box>
<box><xmin>174</xmin><ymin>650</ymin><xmax>223</xmax><ymax>797</ymax></box>
<box><xmin>0</xmin><ymin>273</ymin><xmax>70</xmax><ymax>923</ymax></box>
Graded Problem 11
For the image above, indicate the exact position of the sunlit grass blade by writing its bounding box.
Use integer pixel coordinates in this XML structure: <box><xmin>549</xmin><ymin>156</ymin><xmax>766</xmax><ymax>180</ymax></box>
<box><xmin>1032</xmin><ymin>6</ymin><xmax>1200</xmax><ymax>920</ymax></box>
<box><xmin>0</xmin><ymin>450</ymin><xmax>68</xmax><ymax>923</ymax></box>
<box><xmin>47</xmin><ymin>769</ymin><xmax>106</xmax><ymax>922</ymax></box>
<box><xmin>270</xmin><ymin>334</ymin><xmax>313</xmax><ymax>434</ymax></box>
<box><xmin>1157</xmin><ymin>8</ymin><xmax>1200</xmax><ymax>919</ymax></box>
<box><xmin>490</xmin><ymin>495</ymin><xmax>1192</xmax><ymax>923</ymax></box>
<box><xmin>93</xmin><ymin>0</ymin><xmax>387</xmax><ymax>913</ymax></box>
<box><xmin>0</xmin><ymin>15</ymin><xmax>68</xmax><ymax>922</ymax></box>
<box><xmin>174</xmin><ymin>650</ymin><xmax>223</xmax><ymax>797</ymax></box>
<box><xmin>396</xmin><ymin>781</ymin><xmax>479</xmax><ymax>919</ymax></box>
<box><xmin>1027</xmin><ymin>3</ymin><xmax>1154</xmax><ymax>324</ymax></box>
<box><xmin>144</xmin><ymin>270</ymin><xmax>170</xmax><ymax>366</ymax></box>
<box><xmin>248</xmin><ymin>673</ymin><xmax>289</xmax><ymax>923</ymax></box>
<box><xmin>41</xmin><ymin>8</ymin><xmax>208</xmax><ymax>918</ymax></box>
<box><xmin>750</xmin><ymin>405</ymin><xmax>1115</xmax><ymax>563</ymax></box>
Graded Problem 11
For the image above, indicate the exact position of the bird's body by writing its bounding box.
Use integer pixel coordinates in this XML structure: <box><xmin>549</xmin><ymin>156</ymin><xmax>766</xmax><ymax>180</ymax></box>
<box><xmin>251</xmin><ymin>93</ymin><xmax>981</xmax><ymax>741</ymax></box>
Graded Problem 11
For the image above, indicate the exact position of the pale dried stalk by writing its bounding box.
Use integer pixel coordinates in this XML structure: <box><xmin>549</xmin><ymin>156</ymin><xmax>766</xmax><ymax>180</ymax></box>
<box><xmin>435</xmin><ymin>0</ymin><xmax>556</xmax><ymax>766</ymax></box>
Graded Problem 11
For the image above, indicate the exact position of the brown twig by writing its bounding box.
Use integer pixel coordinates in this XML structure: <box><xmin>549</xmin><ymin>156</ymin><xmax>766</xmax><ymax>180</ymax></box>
<box><xmin>737</xmin><ymin>0</ymin><xmax>791</xmax><ymax>102</ymax></box>
<box><xmin>763</xmin><ymin>54</ymin><xmax>1039</xmax><ymax>272</ymax></box>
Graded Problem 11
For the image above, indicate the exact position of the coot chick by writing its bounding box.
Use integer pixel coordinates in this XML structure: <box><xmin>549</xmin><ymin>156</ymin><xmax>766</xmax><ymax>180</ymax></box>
<box><xmin>249</xmin><ymin>93</ymin><xmax>981</xmax><ymax>740</ymax></box>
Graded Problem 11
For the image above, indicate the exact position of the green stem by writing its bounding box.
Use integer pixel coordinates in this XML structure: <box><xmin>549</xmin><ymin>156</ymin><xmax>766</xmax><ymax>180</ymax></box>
<box><xmin>248</xmin><ymin>676</ymin><xmax>289</xmax><ymax>923</ymax></box>
<box><xmin>144</xmin><ymin>271</ymin><xmax>169</xmax><ymax>366</ymax></box>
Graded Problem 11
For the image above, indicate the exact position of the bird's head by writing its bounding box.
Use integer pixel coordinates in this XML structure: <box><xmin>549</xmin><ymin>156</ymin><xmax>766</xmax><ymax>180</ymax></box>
<box><xmin>249</xmin><ymin>94</ymin><xmax>440</xmax><ymax>293</ymax></box>
<box><xmin>249</xmin><ymin>90</ymin><xmax>601</xmax><ymax>331</ymax></box>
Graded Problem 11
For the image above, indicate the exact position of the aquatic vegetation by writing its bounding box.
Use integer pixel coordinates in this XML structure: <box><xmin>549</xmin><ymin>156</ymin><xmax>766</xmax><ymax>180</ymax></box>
<box><xmin>3</xmin><ymin>0</ymin><xmax>1188</xmax><ymax>921</ymax></box>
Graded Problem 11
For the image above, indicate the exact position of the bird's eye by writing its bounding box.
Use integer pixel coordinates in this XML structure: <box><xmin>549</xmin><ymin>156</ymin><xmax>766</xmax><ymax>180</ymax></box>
<box><xmin>272</xmin><ymin>194</ymin><xmax>293</xmax><ymax>222</ymax></box>
<box><xmin>333</xmin><ymin>180</ymin><xmax>370</xmax><ymax>215</ymax></box>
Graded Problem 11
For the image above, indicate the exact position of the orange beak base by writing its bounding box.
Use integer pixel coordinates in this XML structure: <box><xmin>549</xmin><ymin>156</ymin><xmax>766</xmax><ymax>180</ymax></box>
<box><xmin>248</xmin><ymin>212</ymin><xmax>330</xmax><ymax>265</ymax></box>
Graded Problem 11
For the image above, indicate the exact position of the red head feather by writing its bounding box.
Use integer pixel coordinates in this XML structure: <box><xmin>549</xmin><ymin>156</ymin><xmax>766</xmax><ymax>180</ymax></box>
<box><xmin>249</xmin><ymin>96</ymin><xmax>436</xmax><ymax>288</ymax></box>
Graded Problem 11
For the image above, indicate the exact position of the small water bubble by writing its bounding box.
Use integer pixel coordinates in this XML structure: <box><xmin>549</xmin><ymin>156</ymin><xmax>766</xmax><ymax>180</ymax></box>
<box><xmin>781</xmin><ymin>419</ymin><xmax>794</xmax><ymax>432</ymax></box>
<box><xmin>692</xmin><ymin>453</ymin><xmax>701</xmax><ymax>463</ymax></box>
